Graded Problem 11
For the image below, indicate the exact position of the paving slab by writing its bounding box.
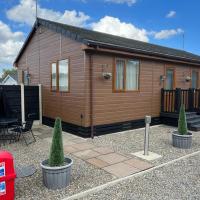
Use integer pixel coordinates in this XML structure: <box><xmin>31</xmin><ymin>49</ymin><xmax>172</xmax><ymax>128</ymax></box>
<box><xmin>62</xmin><ymin>139</ymin><xmax>76</xmax><ymax>146</ymax></box>
<box><xmin>124</xmin><ymin>158</ymin><xmax>153</xmax><ymax>170</ymax></box>
<box><xmin>73</xmin><ymin>149</ymin><xmax>101</xmax><ymax>160</ymax></box>
<box><xmin>71</xmin><ymin>142</ymin><xmax>96</xmax><ymax>151</ymax></box>
<box><xmin>86</xmin><ymin>158</ymin><xmax>109</xmax><ymax>168</ymax></box>
<box><xmin>64</xmin><ymin>145</ymin><xmax>79</xmax><ymax>153</ymax></box>
<box><xmin>97</xmin><ymin>153</ymin><xmax>129</xmax><ymax>165</ymax></box>
<box><xmin>103</xmin><ymin>162</ymin><xmax>140</xmax><ymax>178</ymax></box>
<box><xmin>92</xmin><ymin>147</ymin><xmax>114</xmax><ymax>154</ymax></box>
<box><xmin>70</xmin><ymin>138</ymin><xmax>88</xmax><ymax>144</ymax></box>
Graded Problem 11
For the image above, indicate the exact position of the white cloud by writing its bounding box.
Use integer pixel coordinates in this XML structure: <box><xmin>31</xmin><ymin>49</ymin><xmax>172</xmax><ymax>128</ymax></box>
<box><xmin>166</xmin><ymin>10</ymin><xmax>176</xmax><ymax>18</ymax></box>
<box><xmin>0</xmin><ymin>21</ymin><xmax>23</xmax><ymax>43</ymax></box>
<box><xmin>92</xmin><ymin>16</ymin><xmax>149</xmax><ymax>42</ymax></box>
<box><xmin>154</xmin><ymin>28</ymin><xmax>184</xmax><ymax>39</ymax></box>
<box><xmin>3</xmin><ymin>0</ymin><xmax>184</xmax><ymax>68</ymax></box>
<box><xmin>105</xmin><ymin>0</ymin><xmax>137</xmax><ymax>6</ymax></box>
<box><xmin>0</xmin><ymin>21</ymin><xmax>24</xmax><ymax>67</ymax></box>
<box><xmin>6</xmin><ymin>0</ymin><xmax>90</xmax><ymax>27</ymax></box>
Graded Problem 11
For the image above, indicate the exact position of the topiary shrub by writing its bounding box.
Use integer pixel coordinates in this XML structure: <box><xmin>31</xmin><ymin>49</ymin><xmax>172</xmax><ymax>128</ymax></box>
<box><xmin>49</xmin><ymin>117</ymin><xmax>64</xmax><ymax>167</ymax></box>
<box><xmin>178</xmin><ymin>104</ymin><xmax>188</xmax><ymax>135</ymax></box>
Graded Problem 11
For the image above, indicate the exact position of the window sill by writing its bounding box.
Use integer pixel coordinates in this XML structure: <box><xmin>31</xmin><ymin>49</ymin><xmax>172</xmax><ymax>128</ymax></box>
<box><xmin>113</xmin><ymin>90</ymin><xmax>140</xmax><ymax>93</ymax></box>
<box><xmin>50</xmin><ymin>90</ymin><xmax>70</xmax><ymax>93</ymax></box>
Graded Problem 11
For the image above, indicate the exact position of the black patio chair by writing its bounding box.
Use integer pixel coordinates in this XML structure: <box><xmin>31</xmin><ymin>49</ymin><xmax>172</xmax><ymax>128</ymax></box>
<box><xmin>0</xmin><ymin>123</ymin><xmax>20</xmax><ymax>145</ymax></box>
<box><xmin>11</xmin><ymin>113</ymin><xmax>36</xmax><ymax>145</ymax></box>
<box><xmin>8</xmin><ymin>124</ymin><xmax>21</xmax><ymax>143</ymax></box>
<box><xmin>10</xmin><ymin>109</ymin><xmax>22</xmax><ymax>126</ymax></box>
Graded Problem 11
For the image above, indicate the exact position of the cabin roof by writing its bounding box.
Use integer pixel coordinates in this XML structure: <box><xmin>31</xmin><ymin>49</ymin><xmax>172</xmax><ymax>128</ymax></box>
<box><xmin>1</xmin><ymin>71</ymin><xmax>18</xmax><ymax>83</ymax></box>
<box><xmin>14</xmin><ymin>18</ymin><xmax>200</xmax><ymax>65</ymax></box>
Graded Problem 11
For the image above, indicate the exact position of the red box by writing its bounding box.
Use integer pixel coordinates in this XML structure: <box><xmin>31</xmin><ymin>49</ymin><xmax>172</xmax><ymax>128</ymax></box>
<box><xmin>0</xmin><ymin>151</ymin><xmax>16</xmax><ymax>200</ymax></box>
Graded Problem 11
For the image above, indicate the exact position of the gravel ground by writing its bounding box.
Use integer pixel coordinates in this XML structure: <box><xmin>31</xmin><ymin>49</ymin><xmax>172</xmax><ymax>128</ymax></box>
<box><xmin>82</xmin><ymin>152</ymin><xmax>200</xmax><ymax>200</ymax></box>
<box><xmin>88</xmin><ymin>125</ymin><xmax>200</xmax><ymax>165</ymax></box>
<box><xmin>1</xmin><ymin>126</ymin><xmax>114</xmax><ymax>200</ymax></box>
<box><xmin>1</xmin><ymin>124</ymin><xmax>200</xmax><ymax>199</ymax></box>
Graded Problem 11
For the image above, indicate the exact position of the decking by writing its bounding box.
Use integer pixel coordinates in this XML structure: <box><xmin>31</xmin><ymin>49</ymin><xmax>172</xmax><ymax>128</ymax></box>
<box><xmin>161</xmin><ymin>88</ymin><xmax>200</xmax><ymax>131</ymax></box>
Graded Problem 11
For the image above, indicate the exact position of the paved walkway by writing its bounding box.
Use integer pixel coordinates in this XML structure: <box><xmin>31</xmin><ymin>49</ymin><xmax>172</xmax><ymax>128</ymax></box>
<box><xmin>45</xmin><ymin>135</ymin><xmax>153</xmax><ymax>178</ymax></box>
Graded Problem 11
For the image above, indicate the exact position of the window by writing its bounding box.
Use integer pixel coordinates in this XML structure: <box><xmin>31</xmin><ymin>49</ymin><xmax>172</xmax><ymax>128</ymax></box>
<box><xmin>115</xmin><ymin>59</ymin><xmax>125</xmax><ymax>90</ymax></box>
<box><xmin>51</xmin><ymin>63</ymin><xmax>57</xmax><ymax>91</ymax></box>
<box><xmin>192</xmin><ymin>70</ymin><xmax>198</xmax><ymax>88</ymax></box>
<box><xmin>165</xmin><ymin>68</ymin><xmax>175</xmax><ymax>90</ymax></box>
<box><xmin>126</xmin><ymin>60</ymin><xmax>139</xmax><ymax>90</ymax></box>
<box><xmin>115</xmin><ymin>58</ymin><xmax>139</xmax><ymax>91</ymax></box>
<box><xmin>59</xmin><ymin>59</ymin><xmax>69</xmax><ymax>92</ymax></box>
<box><xmin>51</xmin><ymin>59</ymin><xmax>69</xmax><ymax>92</ymax></box>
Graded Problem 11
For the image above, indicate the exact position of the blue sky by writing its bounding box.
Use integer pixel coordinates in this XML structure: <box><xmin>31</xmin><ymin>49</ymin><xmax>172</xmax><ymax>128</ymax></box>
<box><xmin>0</xmin><ymin>0</ymin><xmax>200</xmax><ymax>76</ymax></box>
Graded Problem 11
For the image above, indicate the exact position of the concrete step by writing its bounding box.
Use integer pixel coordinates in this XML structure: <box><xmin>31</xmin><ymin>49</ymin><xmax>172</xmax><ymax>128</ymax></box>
<box><xmin>187</xmin><ymin>118</ymin><xmax>200</xmax><ymax>125</ymax></box>
<box><xmin>186</xmin><ymin>112</ymin><xmax>198</xmax><ymax>118</ymax></box>
<box><xmin>186</xmin><ymin>112</ymin><xmax>200</xmax><ymax>131</ymax></box>
<box><xmin>189</xmin><ymin>124</ymin><xmax>200</xmax><ymax>131</ymax></box>
<box><xmin>188</xmin><ymin>122</ymin><xmax>200</xmax><ymax>129</ymax></box>
<box><xmin>188</xmin><ymin>122</ymin><xmax>200</xmax><ymax>128</ymax></box>
<box><xmin>186</xmin><ymin>112</ymin><xmax>197</xmax><ymax>115</ymax></box>
<box><xmin>186</xmin><ymin>115</ymin><xmax>200</xmax><ymax>120</ymax></box>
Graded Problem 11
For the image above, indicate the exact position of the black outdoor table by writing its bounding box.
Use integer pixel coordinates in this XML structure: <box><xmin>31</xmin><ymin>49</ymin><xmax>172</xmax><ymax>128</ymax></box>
<box><xmin>0</xmin><ymin>118</ymin><xmax>18</xmax><ymax>145</ymax></box>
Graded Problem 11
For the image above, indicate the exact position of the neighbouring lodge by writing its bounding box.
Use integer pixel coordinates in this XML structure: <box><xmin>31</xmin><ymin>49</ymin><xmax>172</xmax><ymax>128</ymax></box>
<box><xmin>14</xmin><ymin>18</ymin><xmax>200</xmax><ymax>137</ymax></box>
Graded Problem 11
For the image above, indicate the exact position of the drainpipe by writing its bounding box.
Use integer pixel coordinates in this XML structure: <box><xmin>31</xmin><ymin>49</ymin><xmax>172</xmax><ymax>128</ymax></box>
<box><xmin>20</xmin><ymin>83</ymin><xmax>25</xmax><ymax>124</ymax></box>
<box><xmin>89</xmin><ymin>53</ymin><xmax>94</xmax><ymax>139</ymax></box>
<box><xmin>36</xmin><ymin>21</ymin><xmax>41</xmax><ymax>84</ymax></box>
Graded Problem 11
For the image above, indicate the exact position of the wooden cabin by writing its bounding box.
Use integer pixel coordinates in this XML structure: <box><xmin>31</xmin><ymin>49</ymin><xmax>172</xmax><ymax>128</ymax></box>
<box><xmin>14</xmin><ymin>18</ymin><xmax>200</xmax><ymax>137</ymax></box>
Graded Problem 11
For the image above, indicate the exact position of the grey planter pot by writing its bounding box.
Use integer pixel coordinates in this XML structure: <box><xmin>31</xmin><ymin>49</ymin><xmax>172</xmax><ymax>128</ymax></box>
<box><xmin>172</xmin><ymin>131</ymin><xmax>192</xmax><ymax>149</ymax></box>
<box><xmin>41</xmin><ymin>157</ymin><xmax>73</xmax><ymax>190</ymax></box>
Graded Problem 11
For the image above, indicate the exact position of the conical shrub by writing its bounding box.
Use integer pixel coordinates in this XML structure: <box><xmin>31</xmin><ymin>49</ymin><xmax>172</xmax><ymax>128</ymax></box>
<box><xmin>49</xmin><ymin>118</ymin><xmax>64</xmax><ymax>167</ymax></box>
<box><xmin>178</xmin><ymin>104</ymin><xmax>188</xmax><ymax>135</ymax></box>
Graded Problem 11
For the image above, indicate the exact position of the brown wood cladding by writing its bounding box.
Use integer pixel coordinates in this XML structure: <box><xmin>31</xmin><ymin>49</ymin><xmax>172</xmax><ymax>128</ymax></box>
<box><xmin>16</xmin><ymin>25</ymin><xmax>200</xmax><ymax>129</ymax></box>
<box><xmin>84</xmin><ymin>53</ymin><xmax>200</xmax><ymax>127</ymax></box>
<box><xmin>17</xmin><ymin>26</ymin><xmax>86</xmax><ymax>126</ymax></box>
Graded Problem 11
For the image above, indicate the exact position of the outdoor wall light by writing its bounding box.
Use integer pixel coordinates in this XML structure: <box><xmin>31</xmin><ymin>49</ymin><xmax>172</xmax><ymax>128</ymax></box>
<box><xmin>101</xmin><ymin>64</ymin><xmax>112</xmax><ymax>80</ymax></box>
<box><xmin>160</xmin><ymin>75</ymin><xmax>166</xmax><ymax>82</ymax></box>
<box><xmin>26</xmin><ymin>73</ymin><xmax>31</xmax><ymax>85</ymax></box>
<box><xmin>185</xmin><ymin>76</ymin><xmax>191</xmax><ymax>82</ymax></box>
<box><xmin>102</xmin><ymin>72</ymin><xmax>112</xmax><ymax>80</ymax></box>
<box><xmin>26</xmin><ymin>73</ymin><xmax>31</xmax><ymax>79</ymax></box>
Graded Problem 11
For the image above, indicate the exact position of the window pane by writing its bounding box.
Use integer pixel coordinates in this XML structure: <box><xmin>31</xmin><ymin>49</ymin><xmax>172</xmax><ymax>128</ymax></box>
<box><xmin>116</xmin><ymin>59</ymin><xmax>125</xmax><ymax>90</ymax></box>
<box><xmin>166</xmin><ymin>69</ymin><xmax>174</xmax><ymax>90</ymax></box>
<box><xmin>51</xmin><ymin>63</ymin><xmax>57</xmax><ymax>91</ymax></box>
<box><xmin>192</xmin><ymin>71</ymin><xmax>198</xmax><ymax>88</ymax></box>
<box><xmin>23</xmin><ymin>70</ymin><xmax>29</xmax><ymax>85</ymax></box>
<box><xmin>126</xmin><ymin>60</ymin><xmax>139</xmax><ymax>90</ymax></box>
<box><xmin>59</xmin><ymin>59</ymin><xmax>69</xmax><ymax>92</ymax></box>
